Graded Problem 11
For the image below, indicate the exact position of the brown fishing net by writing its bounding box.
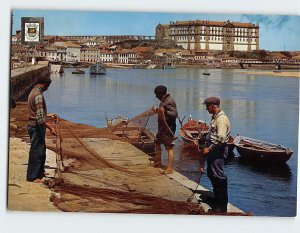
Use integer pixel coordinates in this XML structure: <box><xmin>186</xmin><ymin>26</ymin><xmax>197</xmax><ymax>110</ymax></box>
<box><xmin>10</xmin><ymin>103</ymin><xmax>206</xmax><ymax>214</ymax></box>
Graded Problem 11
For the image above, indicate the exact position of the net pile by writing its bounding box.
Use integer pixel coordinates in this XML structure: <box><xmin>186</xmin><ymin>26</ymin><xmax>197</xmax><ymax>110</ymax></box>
<box><xmin>10</xmin><ymin>103</ymin><xmax>251</xmax><ymax>215</ymax></box>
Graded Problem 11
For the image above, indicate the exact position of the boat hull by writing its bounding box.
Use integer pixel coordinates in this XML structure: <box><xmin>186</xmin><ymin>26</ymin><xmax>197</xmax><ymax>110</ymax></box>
<box><xmin>236</xmin><ymin>146</ymin><xmax>292</xmax><ymax>162</ymax></box>
<box><xmin>234</xmin><ymin>135</ymin><xmax>293</xmax><ymax>163</ymax></box>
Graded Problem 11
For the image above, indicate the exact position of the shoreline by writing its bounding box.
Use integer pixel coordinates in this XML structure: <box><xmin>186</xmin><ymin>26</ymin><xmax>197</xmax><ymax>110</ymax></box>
<box><xmin>8</xmin><ymin>103</ymin><xmax>244</xmax><ymax>214</ymax></box>
<box><xmin>236</xmin><ymin>70</ymin><xmax>299</xmax><ymax>78</ymax></box>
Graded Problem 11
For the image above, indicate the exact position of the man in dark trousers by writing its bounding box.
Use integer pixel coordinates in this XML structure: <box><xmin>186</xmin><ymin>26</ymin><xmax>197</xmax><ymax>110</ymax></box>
<box><xmin>153</xmin><ymin>85</ymin><xmax>178</xmax><ymax>174</ymax></box>
<box><xmin>26</xmin><ymin>76</ymin><xmax>57</xmax><ymax>183</ymax></box>
<box><xmin>201</xmin><ymin>96</ymin><xmax>231</xmax><ymax>213</ymax></box>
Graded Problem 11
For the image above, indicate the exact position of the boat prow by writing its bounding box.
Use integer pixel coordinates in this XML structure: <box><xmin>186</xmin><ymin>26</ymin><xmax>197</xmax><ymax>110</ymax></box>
<box><xmin>90</xmin><ymin>62</ymin><xmax>107</xmax><ymax>75</ymax></box>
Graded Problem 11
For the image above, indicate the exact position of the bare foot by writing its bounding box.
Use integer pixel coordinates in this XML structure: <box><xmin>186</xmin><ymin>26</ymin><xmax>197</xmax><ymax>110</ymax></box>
<box><xmin>33</xmin><ymin>178</ymin><xmax>44</xmax><ymax>183</ymax></box>
<box><xmin>160</xmin><ymin>168</ymin><xmax>173</xmax><ymax>175</ymax></box>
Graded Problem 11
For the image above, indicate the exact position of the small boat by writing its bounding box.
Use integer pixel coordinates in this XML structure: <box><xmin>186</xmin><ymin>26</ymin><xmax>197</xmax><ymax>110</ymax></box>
<box><xmin>106</xmin><ymin>113</ymin><xmax>156</xmax><ymax>154</ymax></box>
<box><xmin>162</xmin><ymin>63</ymin><xmax>176</xmax><ymax>69</ymax></box>
<box><xmin>179</xmin><ymin>116</ymin><xmax>235</xmax><ymax>154</ymax></box>
<box><xmin>203</xmin><ymin>72</ymin><xmax>210</xmax><ymax>75</ymax></box>
<box><xmin>90</xmin><ymin>61</ymin><xmax>106</xmax><ymax>75</ymax></box>
<box><xmin>179</xmin><ymin>116</ymin><xmax>209</xmax><ymax>146</ymax></box>
<box><xmin>72</xmin><ymin>68</ymin><xmax>85</xmax><ymax>74</ymax></box>
<box><xmin>234</xmin><ymin>135</ymin><xmax>293</xmax><ymax>163</ymax></box>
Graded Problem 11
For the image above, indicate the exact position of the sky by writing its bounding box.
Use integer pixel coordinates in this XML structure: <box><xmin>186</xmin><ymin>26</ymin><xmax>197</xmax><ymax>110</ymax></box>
<box><xmin>12</xmin><ymin>9</ymin><xmax>300</xmax><ymax>51</ymax></box>
<box><xmin>1</xmin><ymin>1</ymin><xmax>300</xmax><ymax>233</ymax></box>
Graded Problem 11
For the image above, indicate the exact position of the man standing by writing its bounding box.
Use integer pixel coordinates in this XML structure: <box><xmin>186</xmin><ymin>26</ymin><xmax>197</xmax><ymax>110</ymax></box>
<box><xmin>153</xmin><ymin>85</ymin><xmax>178</xmax><ymax>175</ymax></box>
<box><xmin>201</xmin><ymin>96</ymin><xmax>231</xmax><ymax>213</ymax></box>
<box><xmin>27</xmin><ymin>76</ymin><xmax>56</xmax><ymax>183</ymax></box>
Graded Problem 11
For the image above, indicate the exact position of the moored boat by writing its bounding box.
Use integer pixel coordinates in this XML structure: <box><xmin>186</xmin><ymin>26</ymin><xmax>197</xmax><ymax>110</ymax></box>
<box><xmin>233</xmin><ymin>135</ymin><xmax>293</xmax><ymax>163</ymax></box>
<box><xmin>106</xmin><ymin>113</ymin><xmax>156</xmax><ymax>154</ymax></box>
<box><xmin>72</xmin><ymin>68</ymin><xmax>85</xmax><ymax>74</ymax></box>
<box><xmin>179</xmin><ymin>116</ymin><xmax>235</xmax><ymax>154</ymax></box>
<box><xmin>90</xmin><ymin>61</ymin><xmax>106</xmax><ymax>75</ymax></box>
<box><xmin>179</xmin><ymin>116</ymin><xmax>209</xmax><ymax>146</ymax></box>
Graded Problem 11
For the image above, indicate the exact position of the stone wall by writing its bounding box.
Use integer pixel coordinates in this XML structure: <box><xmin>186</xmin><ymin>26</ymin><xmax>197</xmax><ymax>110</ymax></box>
<box><xmin>10</xmin><ymin>64</ymin><xmax>50</xmax><ymax>101</ymax></box>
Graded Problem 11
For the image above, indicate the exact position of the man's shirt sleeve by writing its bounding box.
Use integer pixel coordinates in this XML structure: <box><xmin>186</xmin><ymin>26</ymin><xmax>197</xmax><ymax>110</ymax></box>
<box><xmin>34</xmin><ymin>94</ymin><xmax>46</xmax><ymax>124</ymax></box>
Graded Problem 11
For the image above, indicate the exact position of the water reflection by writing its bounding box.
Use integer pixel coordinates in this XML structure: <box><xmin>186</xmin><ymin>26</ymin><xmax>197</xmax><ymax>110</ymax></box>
<box><xmin>237</xmin><ymin>158</ymin><xmax>292</xmax><ymax>179</ymax></box>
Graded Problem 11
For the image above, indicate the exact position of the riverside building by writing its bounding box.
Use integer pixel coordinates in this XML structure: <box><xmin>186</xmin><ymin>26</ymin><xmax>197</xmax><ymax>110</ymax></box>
<box><xmin>155</xmin><ymin>20</ymin><xmax>259</xmax><ymax>52</ymax></box>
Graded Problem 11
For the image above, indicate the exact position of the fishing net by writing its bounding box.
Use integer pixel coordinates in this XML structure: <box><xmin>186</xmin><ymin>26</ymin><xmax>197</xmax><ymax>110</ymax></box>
<box><xmin>10</xmin><ymin>103</ymin><xmax>207</xmax><ymax>214</ymax></box>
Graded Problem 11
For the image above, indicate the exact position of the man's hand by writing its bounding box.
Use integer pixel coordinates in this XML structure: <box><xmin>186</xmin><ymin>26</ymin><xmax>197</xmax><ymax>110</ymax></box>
<box><xmin>202</xmin><ymin>147</ymin><xmax>210</xmax><ymax>155</ymax></box>
<box><xmin>152</xmin><ymin>106</ymin><xmax>158</xmax><ymax>113</ymax></box>
<box><xmin>158</xmin><ymin>107</ymin><xmax>164</xmax><ymax>113</ymax></box>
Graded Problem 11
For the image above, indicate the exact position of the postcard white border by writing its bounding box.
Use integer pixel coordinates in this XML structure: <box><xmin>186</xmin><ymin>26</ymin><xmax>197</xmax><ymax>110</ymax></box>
<box><xmin>1</xmin><ymin>1</ymin><xmax>299</xmax><ymax>233</ymax></box>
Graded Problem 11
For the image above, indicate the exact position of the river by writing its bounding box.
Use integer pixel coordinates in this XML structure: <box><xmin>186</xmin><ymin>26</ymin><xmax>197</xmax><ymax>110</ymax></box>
<box><xmin>46</xmin><ymin>67</ymin><xmax>298</xmax><ymax>216</ymax></box>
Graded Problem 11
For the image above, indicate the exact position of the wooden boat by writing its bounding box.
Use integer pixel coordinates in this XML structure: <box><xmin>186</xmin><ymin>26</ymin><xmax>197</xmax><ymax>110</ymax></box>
<box><xmin>179</xmin><ymin>116</ymin><xmax>235</xmax><ymax>154</ymax></box>
<box><xmin>179</xmin><ymin>116</ymin><xmax>209</xmax><ymax>146</ymax></box>
<box><xmin>203</xmin><ymin>72</ymin><xmax>210</xmax><ymax>75</ymax></box>
<box><xmin>72</xmin><ymin>68</ymin><xmax>85</xmax><ymax>74</ymax></box>
<box><xmin>90</xmin><ymin>61</ymin><xmax>106</xmax><ymax>75</ymax></box>
<box><xmin>106</xmin><ymin>112</ymin><xmax>156</xmax><ymax>154</ymax></box>
<box><xmin>233</xmin><ymin>135</ymin><xmax>293</xmax><ymax>163</ymax></box>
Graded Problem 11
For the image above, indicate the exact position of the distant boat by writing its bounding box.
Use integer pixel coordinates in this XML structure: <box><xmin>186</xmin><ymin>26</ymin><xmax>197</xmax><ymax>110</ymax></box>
<box><xmin>163</xmin><ymin>63</ymin><xmax>176</xmax><ymax>69</ymax></box>
<box><xmin>90</xmin><ymin>62</ymin><xmax>106</xmax><ymax>75</ymax></box>
<box><xmin>146</xmin><ymin>64</ymin><xmax>156</xmax><ymax>69</ymax></box>
<box><xmin>234</xmin><ymin>135</ymin><xmax>293</xmax><ymax>163</ymax></box>
<box><xmin>203</xmin><ymin>72</ymin><xmax>210</xmax><ymax>75</ymax></box>
<box><xmin>72</xmin><ymin>68</ymin><xmax>85</xmax><ymax>74</ymax></box>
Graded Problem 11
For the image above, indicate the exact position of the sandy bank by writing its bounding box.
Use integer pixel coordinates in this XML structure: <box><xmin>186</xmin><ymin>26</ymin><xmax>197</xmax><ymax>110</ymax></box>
<box><xmin>237</xmin><ymin>70</ymin><xmax>299</xmax><ymax>78</ymax></box>
<box><xmin>8</xmin><ymin>137</ymin><xmax>59</xmax><ymax>212</ymax></box>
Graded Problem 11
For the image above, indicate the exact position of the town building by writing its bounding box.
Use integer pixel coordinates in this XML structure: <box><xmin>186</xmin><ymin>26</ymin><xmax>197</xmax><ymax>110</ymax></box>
<box><xmin>156</xmin><ymin>20</ymin><xmax>259</xmax><ymax>52</ymax></box>
<box><xmin>64</xmin><ymin>42</ymin><xmax>81</xmax><ymax>63</ymax></box>
<box><xmin>99</xmin><ymin>50</ymin><xmax>113</xmax><ymax>63</ymax></box>
<box><xmin>37</xmin><ymin>45</ymin><xmax>67</xmax><ymax>62</ymax></box>
<box><xmin>115</xmin><ymin>49</ymin><xmax>137</xmax><ymax>64</ymax></box>
<box><xmin>80</xmin><ymin>47</ymin><xmax>100</xmax><ymax>63</ymax></box>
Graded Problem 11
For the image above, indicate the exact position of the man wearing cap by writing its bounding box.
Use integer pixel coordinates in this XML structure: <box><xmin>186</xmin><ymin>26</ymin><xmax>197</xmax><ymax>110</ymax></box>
<box><xmin>26</xmin><ymin>76</ymin><xmax>57</xmax><ymax>183</ymax></box>
<box><xmin>153</xmin><ymin>85</ymin><xmax>178</xmax><ymax>174</ymax></box>
<box><xmin>201</xmin><ymin>96</ymin><xmax>231</xmax><ymax>213</ymax></box>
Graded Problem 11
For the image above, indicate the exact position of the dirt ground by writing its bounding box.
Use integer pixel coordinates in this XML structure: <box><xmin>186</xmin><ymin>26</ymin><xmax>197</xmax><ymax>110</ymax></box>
<box><xmin>7</xmin><ymin>137</ymin><xmax>59</xmax><ymax>212</ymax></box>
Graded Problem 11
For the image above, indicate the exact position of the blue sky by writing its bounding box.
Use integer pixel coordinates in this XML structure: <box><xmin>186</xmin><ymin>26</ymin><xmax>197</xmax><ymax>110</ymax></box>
<box><xmin>12</xmin><ymin>9</ymin><xmax>300</xmax><ymax>51</ymax></box>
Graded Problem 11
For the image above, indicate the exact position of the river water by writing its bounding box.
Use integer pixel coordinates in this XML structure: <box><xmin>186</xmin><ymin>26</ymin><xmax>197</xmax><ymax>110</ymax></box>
<box><xmin>46</xmin><ymin>67</ymin><xmax>298</xmax><ymax>216</ymax></box>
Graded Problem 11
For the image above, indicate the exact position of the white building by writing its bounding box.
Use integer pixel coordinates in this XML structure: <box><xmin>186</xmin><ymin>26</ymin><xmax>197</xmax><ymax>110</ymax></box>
<box><xmin>116</xmin><ymin>50</ymin><xmax>137</xmax><ymax>64</ymax></box>
<box><xmin>99</xmin><ymin>50</ymin><xmax>113</xmax><ymax>63</ymax></box>
<box><xmin>156</xmin><ymin>20</ymin><xmax>259</xmax><ymax>52</ymax></box>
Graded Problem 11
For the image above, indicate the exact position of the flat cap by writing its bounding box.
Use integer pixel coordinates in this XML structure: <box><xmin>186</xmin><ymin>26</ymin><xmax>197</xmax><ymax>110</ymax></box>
<box><xmin>203</xmin><ymin>96</ymin><xmax>220</xmax><ymax>106</ymax></box>
<box><xmin>154</xmin><ymin>85</ymin><xmax>167</xmax><ymax>94</ymax></box>
<box><xmin>37</xmin><ymin>76</ymin><xmax>52</xmax><ymax>84</ymax></box>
